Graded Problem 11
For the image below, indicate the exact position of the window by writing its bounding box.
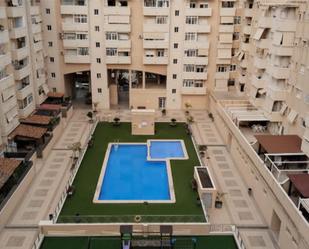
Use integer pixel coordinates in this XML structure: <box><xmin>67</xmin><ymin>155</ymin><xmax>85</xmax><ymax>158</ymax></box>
<box><xmin>217</xmin><ymin>65</ymin><xmax>227</xmax><ymax>72</ymax></box>
<box><xmin>174</xmin><ymin>27</ymin><xmax>179</xmax><ymax>32</ymax></box>
<box><xmin>97</xmin><ymin>58</ymin><xmax>101</xmax><ymax>63</ymax></box>
<box><xmin>46</xmin><ymin>8</ymin><xmax>50</xmax><ymax>14</ymax></box>
<box><xmin>184</xmin><ymin>49</ymin><xmax>197</xmax><ymax>57</ymax></box>
<box><xmin>189</xmin><ymin>1</ymin><xmax>196</xmax><ymax>8</ymax></box>
<box><xmin>185</xmin><ymin>32</ymin><xmax>197</xmax><ymax>41</ymax></box>
<box><xmin>172</xmin><ymin>89</ymin><xmax>176</xmax><ymax>93</ymax></box>
<box><xmin>94</xmin><ymin>9</ymin><xmax>99</xmax><ymax>15</ymax></box>
<box><xmin>52</xmin><ymin>87</ymin><xmax>56</xmax><ymax>92</ymax></box>
<box><xmin>95</xmin><ymin>26</ymin><xmax>100</xmax><ymax>31</ymax></box>
<box><xmin>76</xmin><ymin>33</ymin><xmax>88</xmax><ymax>40</ymax></box>
<box><xmin>230</xmin><ymin>64</ymin><xmax>236</xmax><ymax>71</ymax></box>
<box><xmin>175</xmin><ymin>10</ymin><xmax>179</xmax><ymax>16</ymax></box>
<box><xmin>74</xmin><ymin>15</ymin><xmax>87</xmax><ymax>23</ymax></box>
<box><xmin>173</xmin><ymin>59</ymin><xmax>177</xmax><ymax>64</ymax></box>
<box><xmin>98</xmin><ymin>88</ymin><xmax>102</xmax><ymax>93</ymax></box>
<box><xmin>196</xmin><ymin>65</ymin><xmax>206</xmax><ymax>73</ymax></box>
<box><xmin>174</xmin><ymin>43</ymin><xmax>178</xmax><ymax>48</ymax></box>
<box><xmin>47</xmin><ymin>25</ymin><xmax>52</xmax><ymax>30</ymax></box>
<box><xmin>51</xmin><ymin>72</ymin><xmax>56</xmax><ymax>78</ymax></box>
<box><xmin>106</xmin><ymin>48</ymin><xmax>117</xmax><ymax>56</ymax></box>
<box><xmin>173</xmin><ymin>74</ymin><xmax>177</xmax><ymax>79</ymax></box>
<box><xmin>157</xmin><ymin>50</ymin><xmax>164</xmax><ymax>57</ymax></box>
<box><xmin>234</xmin><ymin>16</ymin><xmax>241</xmax><ymax>24</ymax></box>
<box><xmin>106</xmin><ymin>32</ymin><xmax>118</xmax><ymax>40</ymax></box>
<box><xmin>49</xmin><ymin>57</ymin><xmax>54</xmax><ymax>62</ymax></box>
<box><xmin>48</xmin><ymin>41</ymin><xmax>53</xmax><ymax>47</ymax></box>
<box><xmin>183</xmin><ymin>80</ymin><xmax>203</xmax><ymax>88</ymax></box>
<box><xmin>186</xmin><ymin>16</ymin><xmax>198</xmax><ymax>25</ymax></box>
<box><xmin>156</xmin><ymin>16</ymin><xmax>168</xmax><ymax>24</ymax></box>
<box><xmin>96</xmin><ymin>42</ymin><xmax>100</xmax><ymax>47</ymax></box>
<box><xmin>78</xmin><ymin>47</ymin><xmax>89</xmax><ymax>55</ymax></box>
<box><xmin>184</xmin><ymin>64</ymin><xmax>195</xmax><ymax>72</ymax></box>
<box><xmin>97</xmin><ymin>73</ymin><xmax>101</xmax><ymax>78</ymax></box>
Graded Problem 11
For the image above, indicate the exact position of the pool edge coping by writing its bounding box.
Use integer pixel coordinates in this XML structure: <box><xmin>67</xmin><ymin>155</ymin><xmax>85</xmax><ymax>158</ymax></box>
<box><xmin>93</xmin><ymin>141</ymin><xmax>181</xmax><ymax>204</ymax></box>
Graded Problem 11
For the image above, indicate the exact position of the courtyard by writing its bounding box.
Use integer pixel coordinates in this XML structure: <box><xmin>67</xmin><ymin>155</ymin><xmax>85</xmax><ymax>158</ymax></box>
<box><xmin>58</xmin><ymin>122</ymin><xmax>205</xmax><ymax>223</ymax></box>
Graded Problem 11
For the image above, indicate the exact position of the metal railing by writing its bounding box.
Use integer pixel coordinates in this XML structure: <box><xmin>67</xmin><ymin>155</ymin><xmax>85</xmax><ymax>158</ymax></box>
<box><xmin>57</xmin><ymin>214</ymin><xmax>206</xmax><ymax>224</ymax></box>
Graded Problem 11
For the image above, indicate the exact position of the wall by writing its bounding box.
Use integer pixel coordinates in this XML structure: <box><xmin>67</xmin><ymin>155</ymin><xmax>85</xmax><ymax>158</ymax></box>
<box><xmin>130</xmin><ymin>89</ymin><xmax>166</xmax><ymax>109</ymax></box>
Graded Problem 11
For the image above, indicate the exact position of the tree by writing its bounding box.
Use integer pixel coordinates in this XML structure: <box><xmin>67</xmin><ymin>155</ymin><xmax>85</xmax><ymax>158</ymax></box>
<box><xmin>184</xmin><ymin>102</ymin><xmax>192</xmax><ymax>115</ymax></box>
<box><xmin>113</xmin><ymin>117</ymin><xmax>120</xmax><ymax>126</ymax></box>
<box><xmin>87</xmin><ymin>111</ymin><xmax>93</xmax><ymax>123</ymax></box>
<box><xmin>170</xmin><ymin>118</ymin><xmax>177</xmax><ymax>127</ymax></box>
<box><xmin>68</xmin><ymin>142</ymin><xmax>82</xmax><ymax>159</ymax></box>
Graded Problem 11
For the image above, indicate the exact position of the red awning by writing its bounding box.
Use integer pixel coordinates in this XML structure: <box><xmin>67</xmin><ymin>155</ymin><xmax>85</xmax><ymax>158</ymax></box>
<box><xmin>39</xmin><ymin>104</ymin><xmax>62</xmax><ymax>111</ymax></box>
<box><xmin>288</xmin><ymin>174</ymin><xmax>309</xmax><ymax>198</ymax></box>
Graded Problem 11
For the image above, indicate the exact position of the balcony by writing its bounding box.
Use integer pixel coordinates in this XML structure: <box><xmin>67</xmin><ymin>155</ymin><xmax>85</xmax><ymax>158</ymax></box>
<box><xmin>182</xmin><ymin>86</ymin><xmax>207</xmax><ymax>95</ymax></box>
<box><xmin>33</xmin><ymin>41</ymin><xmax>43</xmax><ymax>52</ymax></box>
<box><xmin>18</xmin><ymin>101</ymin><xmax>35</xmax><ymax>118</ymax></box>
<box><xmin>64</xmin><ymin>54</ymin><xmax>90</xmax><ymax>64</ymax></box>
<box><xmin>184</xmin><ymin>24</ymin><xmax>211</xmax><ymax>33</ymax></box>
<box><xmin>0</xmin><ymin>53</ymin><xmax>11</xmax><ymax>68</ymax></box>
<box><xmin>11</xmin><ymin>46</ymin><xmax>28</xmax><ymax>60</ymax></box>
<box><xmin>215</xmin><ymin>72</ymin><xmax>229</xmax><ymax>80</ymax></box>
<box><xmin>271</xmin><ymin>45</ymin><xmax>293</xmax><ymax>56</ymax></box>
<box><xmin>267</xmin><ymin>86</ymin><xmax>287</xmax><ymax>101</ymax></box>
<box><xmin>273</xmin><ymin>19</ymin><xmax>297</xmax><ymax>32</ymax></box>
<box><xmin>219</xmin><ymin>25</ymin><xmax>234</xmax><ymax>33</ymax></box>
<box><xmin>251</xmin><ymin>76</ymin><xmax>266</xmax><ymax>88</ymax></box>
<box><xmin>106</xmin><ymin>56</ymin><xmax>131</xmax><ymax>64</ymax></box>
<box><xmin>7</xmin><ymin>7</ymin><xmax>24</xmax><ymax>18</ymax></box>
<box><xmin>37</xmin><ymin>75</ymin><xmax>46</xmax><ymax>86</ymax></box>
<box><xmin>220</xmin><ymin>8</ymin><xmax>236</xmax><ymax>16</ymax></box>
<box><xmin>254</xmin><ymin>57</ymin><xmax>267</xmax><ymax>69</ymax></box>
<box><xmin>255</xmin><ymin>38</ymin><xmax>270</xmax><ymax>49</ymax></box>
<box><xmin>143</xmin><ymin>56</ymin><xmax>168</xmax><ymax>65</ymax></box>
<box><xmin>0</xmin><ymin>7</ymin><xmax>6</xmax><ymax>19</ymax></box>
<box><xmin>243</xmin><ymin>25</ymin><xmax>251</xmax><ymax>35</ymax></box>
<box><xmin>268</xmin><ymin>65</ymin><xmax>290</xmax><ymax>79</ymax></box>
<box><xmin>183</xmin><ymin>56</ymin><xmax>208</xmax><ymax>65</ymax></box>
<box><xmin>0</xmin><ymin>30</ymin><xmax>9</xmax><ymax>46</ymax></box>
<box><xmin>60</xmin><ymin>5</ymin><xmax>88</xmax><ymax>15</ymax></box>
<box><xmin>105</xmin><ymin>23</ymin><xmax>130</xmax><ymax>33</ymax></box>
<box><xmin>16</xmin><ymin>85</ymin><xmax>32</xmax><ymax>100</ymax></box>
<box><xmin>143</xmin><ymin>24</ymin><xmax>168</xmax><ymax>33</ymax></box>
<box><xmin>183</xmin><ymin>72</ymin><xmax>208</xmax><ymax>80</ymax></box>
<box><xmin>105</xmin><ymin>40</ymin><xmax>131</xmax><ymax>49</ymax></box>
<box><xmin>239</xmin><ymin>74</ymin><xmax>246</xmax><ymax>84</ymax></box>
<box><xmin>63</xmin><ymin>39</ymin><xmax>89</xmax><ymax>48</ymax></box>
<box><xmin>185</xmin><ymin>8</ymin><xmax>212</xmax><ymax>16</ymax></box>
<box><xmin>0</xmin><ymin>75</ymin><xmax>14</xmax><ymax>91</ymax></box>
<box><xmin>143</xmin><ymin>40</ymin><xmax>168</xmax><ymax>49</ymax></box>
<box><xmin>14</xmin><ymin>64</ymin><xmax>31</xmax><ymax>80</ymax></box>
<box><xmin>143</xmin><ymin>7</ymin><xmax>169</xmax><ymax>16</ymax></box>
<box><xmin>244</xmin><ymin>8</ymin><xmax>253</xmax><ymax>17</ymax></box>
<box><xmin>257</xmin><ymin>16</ymin><xmax>271</xmax><ymax>28</ymax></box>
<box><xmin>1</xmin><ymin>94</ymin><xmax>18</xmax><ymax>114</ymax></box>
<box><xmin>104</xmin><ymin>7</ymin><xmax>131</xmax><ymax>15</ymax></box>
<box><xmin>32</xmin><ymin>23</ymin><xmax>42</xmax><ymax>34</ymax></box>
<box><xmin>241</xmin><ymin>43</ymin><xmax>250</xmax><ymax>52</ymax></box>
<box><xmin>183</xmin><ymin>41</ymin><xmax>209</xmax><ymax>50</ymax></box>
<box><xmin>30</xmin><ymin>6</ymin><xmax>40</xmax><ymax>15</ymax></box>
<box><xmin>9</xmin><ymin>26</ymin><xmax>27</xmax><ymax>39</ymax></box>
<box><xmin>62</xmin><ymin>22</ymin><xmax>88</xmax><ymax>32</ymax></box>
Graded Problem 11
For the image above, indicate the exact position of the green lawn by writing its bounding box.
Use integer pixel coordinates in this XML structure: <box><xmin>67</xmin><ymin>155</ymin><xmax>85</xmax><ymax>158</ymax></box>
<box><xmin>40</xmin><ymin>236</ymin><xmax>238</xmax><ymax>249</ymax></box>
<box><xmin>58</xmin><ymin>122</ymin><xmax>204</xmax><ymax>223</ymax></box>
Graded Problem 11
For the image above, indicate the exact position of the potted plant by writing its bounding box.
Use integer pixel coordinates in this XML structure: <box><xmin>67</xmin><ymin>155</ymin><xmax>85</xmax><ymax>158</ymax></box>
<box><xmin>187</xmin><ymin>116</ymin><xmax>194</xmax><ymax>124</ymax></box>
<box><xmin>215</xmin><ymin>192</ymin><xmax>226</xmax><ymax>209</ymax></box>
<box><xmin>184</xmin><ymin>102</ymin><xmax>192</xmax><ymax>116</ymax></box>
<box><xmin>87</xmin><ymin>111</ymin><xmax>93</xmax><ymax>123</ymax></box>
<box><xmin>170</xmin><ymin>118</ymin><xmax>177</xmax><ymax>127</ymax></box>
<box><xmin>113</xmin><ymin>117</ymin><xmax>120</xmax><ymax>126</ymax></box>
<box><xmin>161</xmin><ymin>109</ymin><xmax>166</xmax><ymax>116</ymax></box>
<box><xmin>198</xmin><ymin>145</ymin><xmax>207</xmax><ymax>152</ymax></box>
<box><xmin>208</xmin><ymin>113</ymin><xmax>214</xmax><ymax>122</ymax></box>
<box><xmin>93</xmin><ymin>102</ymin><xmax>99</xmax><ymax>113</ymax></box>
<box><xmin>199</xmin><ymin>151</ymin><xmax>205</xmax><ymax>158</ymax></box>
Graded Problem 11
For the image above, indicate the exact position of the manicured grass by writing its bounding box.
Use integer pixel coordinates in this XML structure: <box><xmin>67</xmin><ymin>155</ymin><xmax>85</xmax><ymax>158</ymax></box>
<box><xmin>40</xmin><ymin>236</ymin><xmax>238</xmax><ymax>249</ymax></box>
<box><xmin>59</xmin><ymin>122</ymin><xmax>204</xmax><ymax>222</ymax></box>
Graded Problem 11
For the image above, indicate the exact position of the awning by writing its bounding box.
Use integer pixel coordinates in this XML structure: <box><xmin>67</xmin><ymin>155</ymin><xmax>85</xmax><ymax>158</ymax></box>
<box><xmin>5</xmin><ymin>107</ymin><xmax>18</xmax><ymax>123</ymax></box>
<box><xmin>20</xmin><ymin>115</ymin><xmax>52</xmax><ymax>126</ymax></box>
<box><xmin>253</xmin><ymin>28</ymin><xmax>265</xmax><ymax>40</ymax></box>
<box><xmin>258</xmin><ymin>88</ymin><xmax>266</xmax><ymax>95</ymax></box>
<box><xmin>255</xmin><ymin>135</ymin><xmax>303</xmax><ymax>154</ymax></box>
<box><xmin>288</xmin><ymin>174</ymin><xmax>309</xmax><ymax>198</ymax></box>
<box><xmin>287</xmin><ymin>109</ymin><xmax>298</xmax><ymax>124</ymax></box>
<box><xmin>33</xmin><ymin>33</ymin><xmax>42</xmax><ymax>42</ymax></box>
<box><xmin>39</xmin><ymin>104</ymin><xmax>62</xmax><ymax>111</ymax></box>
<box><xmin>42</xmin><ymin>84</ymin><xmax>50</xmax><ymax>94</ymax></box>
<box><xmin>273</xmin><ymin>32</ymin><xmax>283</xmax><ymax>46</ymax></box>
<box><xmin>0</xmin><ymin>158</ymin><xmax>22</xmax><ymax>189</ymax></box>
<box><xmin>2</xmin><ymin>87</ymin><xmax>15</xmax><ymax>102</ymax></box>
<box><xmin>47</xmin><ymin>92</ymin><xmax>64</xmax><ymax>98</ymax></box>
<box><xmin>9</xmin><ymin>124</ymin><xmax>47</xmax><ymax>140</ymax></box>
<box><xmin>237</xmin><ymin>51</ymin><xmax>245</xmax><ymax>61</ymax></box>
<box><xmin>279</xmin><ymin>103</ymin><xmax>288</xmax><ymax>115</ymax></box>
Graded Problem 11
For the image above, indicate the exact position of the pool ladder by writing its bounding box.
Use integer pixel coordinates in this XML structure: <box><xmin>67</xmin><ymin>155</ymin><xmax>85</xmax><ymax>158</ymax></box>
<box><xmin>114</xmin><ymin>139</ymin><xmax>120</xmax><ymax>151</ymax></box>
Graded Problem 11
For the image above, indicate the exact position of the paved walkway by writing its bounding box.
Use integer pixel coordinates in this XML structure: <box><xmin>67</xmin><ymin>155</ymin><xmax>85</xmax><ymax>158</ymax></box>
<box><xmin>0</xmin><ymin>109</ymin><xmax>93</xmax><ymax>249</ymax></box>
<box><xmin>190</xmin><ymin>110</ymin><xmax>278</xmax><ymax>249</ymax></box>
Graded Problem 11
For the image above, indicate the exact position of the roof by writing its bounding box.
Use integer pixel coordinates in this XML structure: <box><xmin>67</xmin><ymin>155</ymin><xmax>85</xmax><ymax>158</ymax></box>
<box><xmin>39</xmin><ymin>104</ymin><xmax>62</xmax><ymax>111</ymax></box>
<box><xmin>9</xmin><ymin>124</ymin><xmax>47</xmax><ymax>140</ymax></box>
<box><xmin>255</xmin><ymin>135</ymin><xmax>302</xmax><ymax>154</ymax></box>
<box><xmin>20</xmin><ymin>115</ymin><xmax>52</xmax><ymax>125</ymax></box>
<box><xmin>0</xmin><ymin>157</ymin><xmax>22</xmax><ymax>188</ymax></box>
<box><xmin>47</xmin><ymin>92</ymin><xmax>64</xmax><ymax>98</ymax></box>
<box><xmin>288</xmin><ymin>174</ymin><xmax>309</xmax><ymax>198</ymax></box>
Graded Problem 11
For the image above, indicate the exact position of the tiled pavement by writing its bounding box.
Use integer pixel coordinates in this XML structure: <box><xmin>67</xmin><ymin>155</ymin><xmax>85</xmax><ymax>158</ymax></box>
<box><xmin>0</xmin><ymin>109</ymin><xmax>93</xmax><ymax>249</ymax></box>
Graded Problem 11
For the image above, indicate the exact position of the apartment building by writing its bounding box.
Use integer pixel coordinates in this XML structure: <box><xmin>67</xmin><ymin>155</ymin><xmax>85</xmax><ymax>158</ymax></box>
<box><xmin>0</xmin><ymin>0</ymin><xmax>48</xmax><ymax>144</ymax></box>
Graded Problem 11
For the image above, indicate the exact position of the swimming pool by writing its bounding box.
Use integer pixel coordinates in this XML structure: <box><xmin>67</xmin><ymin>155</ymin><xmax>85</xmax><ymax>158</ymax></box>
<box><xmin>93</xmin><ymin>140</ymin><xmax>187</xmax><ymax>203</ymax></box>
<box><xmin>149</xmin><ymin>140</ymin><xmax>187</xmax><ymax>160</ymax></box>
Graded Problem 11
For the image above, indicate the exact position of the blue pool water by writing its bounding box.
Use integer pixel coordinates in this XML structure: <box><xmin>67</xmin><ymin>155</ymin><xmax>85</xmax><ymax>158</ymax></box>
<box><xmin>150</xmin><ymin>141</ymin><xmax>185</xmax><ymax>159</ymax></box>
<box><xmin>99</xmin><ymin>145</ymin><xmax>170</xmax><ymax>201</ymax></box>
